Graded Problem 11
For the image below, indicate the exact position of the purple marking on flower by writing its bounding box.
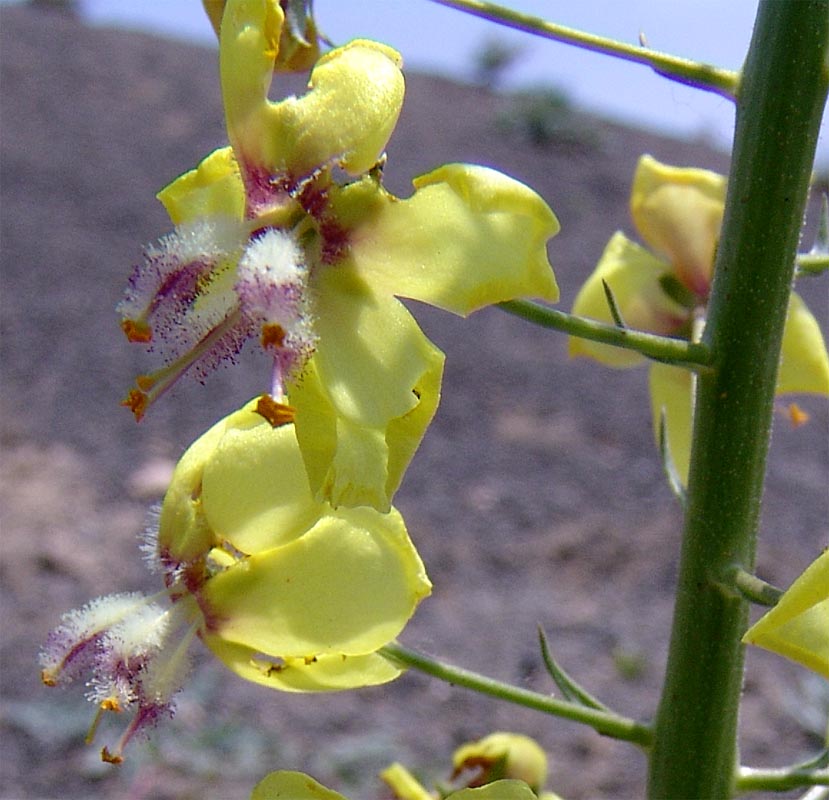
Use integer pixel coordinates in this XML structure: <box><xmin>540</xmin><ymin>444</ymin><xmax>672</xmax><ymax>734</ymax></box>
<box><xmin>187</xmin><ymin>313</ymin><xmax>256</xmax><ymax>383</ymax></box>
<box><xmin>242</xmin><ymin>162</ymin><xmax>294</xmax><ymax>219</ymax></box>
<box><xmin>235</xmin><ymin>228</ymin><xmax>317</xmax><ymax>381</ymax></box>
<box><xmin>39</xmin><ymin>593</ymin><xmax>150</xmax><ymax>686</ymax></box>
<box><xmin>121</xmin><ymin>255</ymin><xmax>213</xmax><ymax>336</ymax></box>
<box><xmin>102</xmin><ymin>698</ymin><xmax>176</xmax><ymax>764</ymax></box>
<box><xmin>119</xmin><ymin>218</ymin><xmax>248</xmax><ymax>366</ymax></box>
<box><xmin>42</xmin><ymin>589</ymin><xmax>199</xmax><ymax>762</ymax></box>
<box><xmin>319</xmin><ymin>218</ymin><xmax>350</xmax><ymax>265</ymax></box>
<box><xmin>40</xmin><ymin>628</ymin><xmax>105</xmax><ymax>686</ymax></box>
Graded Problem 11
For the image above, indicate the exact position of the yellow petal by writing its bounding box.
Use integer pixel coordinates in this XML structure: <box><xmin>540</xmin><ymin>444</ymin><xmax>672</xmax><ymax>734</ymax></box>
<box><xmin>743</xmin><ymin>549</ymin><xmax>829</xmax><ymax>679</ymax></box>
<box><xmin>157</xmin><ymin>411</ymin><xmax>236</xmax><ymax>564</ymax></box>
<box><xmin>158</xmin><ymin>399</ymin><xmax>325</xmax><ymax>561</ymax></box>
<box><xmin>156</xmin><ymin>146</ymin><xmax>246</xmax><ymax>225</ymax></box>
<box><xmin>311</xmin><ymin>265</ymin><xmax>439</xmax><ymax>429</ymax></box>
<box><xmin>205</xmin><ymin>638</ymin><xmax>403</xmax><ymax>692</ymax></box>
<box><xmin>221</xmin><ymin>0</ymin><xmax>403</xmax><ymax>178</ymax></box>
<box><xmin>336</xmin><ymin>165</ymin><xmax>559</xmax><ymax>315</ymax></box>
<box><xmin>776</xmin><ymin>292</ymin><xmax>829</xmax><ymax>396</ymax></box>
<box><xmin>570</xmin><ymin>232</ymin><xmax>687</xmax><ymax>367</ymax></box>
<box><xmin>631</xmin><ymin>154</ymin><xmax>725</xmax><ymax>297</ymax></box>
<box><xmin>384</xmin><ymin>337</ymin><xmax>444</xmax><ymax>504</ymax></box>
<box><xmin>202</xmin><ymin>505</ymin><xmax>431</xmax><ymax>657</ymax></box>
<box><xmin>649</xmin><ymin>362</ymin><xmax>695</xmax><ymax>485</ymax></box>
<box><xmin>200</xmin><ymin>408</ymin><xmax>325</xmax><ymax>554</ymax></box>
<box><xmin>219</xmin><ymin>0</ymin><xmax>283</xmax><ymax>164</ymax></box>
<box><xmin>251</xmin><ymin>770</ymin><xmax>349</xmax><ymax>800</ymax></box>
<box><xmin>291</xmin><ymin>267</ymin><xmax>443</xmax><ymax>509</ymax></box>
<box><xmin>446</xmin><ymin>781</ymin><xmax>540</xmax><ymax>800</ymax></box>
<box><xmin>290</xmin><ymin>339</ymin><xmax>443</xmax><ymax>510</ymax></box>
<box><xmin>208</xmin><ymin>0</ymin><xmax>321</xmax><ymax>70</ymax></box>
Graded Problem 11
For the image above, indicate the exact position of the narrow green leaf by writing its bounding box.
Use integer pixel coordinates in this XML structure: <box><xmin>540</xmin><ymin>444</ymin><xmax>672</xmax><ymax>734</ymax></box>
<box><xmin>601</xmin><ymin>279</ymin><xmax>627</xmax><ymax>328</ymax></box>
<box><xmin>538</xmin><ymin>627</ymin><xmax>608</xmax><ymax>711</ymax></box>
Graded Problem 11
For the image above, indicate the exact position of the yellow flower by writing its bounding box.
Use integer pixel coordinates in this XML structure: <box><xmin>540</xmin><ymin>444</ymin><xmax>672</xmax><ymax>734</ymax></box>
<box><xmin>253</xmin><ymin>771</ymin><xmax>547</xmax><ymax>800</ymax></box>
<box><xmin>743</xmin><ymin>548</ymin><xmax>829</xmax><ymax>679</ymax></box>
<box><xmin>202</xmin><ymin>0</ymin><xmax>321</xmax><ymax>71</ymax></box>
<box><xmin>119</xmin><ymin>0</ymin><xmax>559</xmax><ymax>510</ymax></box>
<box><xmin>40</xmin><ymin>399</ymin><xmax>430</xmax><ymax>761</ymax></box>
<box><xmin>251</xmin><ymin>771</ymin><xmax>349</xmax><ymax>799</ymax></box>
<box><xmin>379</xmin><ymin>732</ymin><xmax>558</xmax><ymax>800</ymax></box>
<box><xmin>452</xmin><ymin>732</ymin><xmax>548</xmax><ymax>793</ymax></box>
<box><xmin>571</xmin><ymin>155</ymin><xmax>829</xmax><ymax>481</ymax></box>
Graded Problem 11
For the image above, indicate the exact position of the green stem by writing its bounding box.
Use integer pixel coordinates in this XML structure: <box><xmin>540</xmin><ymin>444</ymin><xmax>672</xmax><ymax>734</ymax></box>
<box><xmin>380</xmin><ymin>642</ymin><xmax>652</xmax><ymax>747</ymax></box>
<box><xmin>796</xmin><ymin>252</ymin><xmax>829</xmax><ymax>276</ymax></box>
<box><xmin>647</xmin><ymin>2</ymin><xmax>829</xmax><ymax>798</ymax></box>
<box><xmin>736</xmin><ymin>767</ymin><xmax>829</xmax><ymax>793</ymax></box>
<box><xmin>499</xmin><ymin>300</ymin><xmax>712</xmax><ymax>370</ymax></box>
<box><xmin>721</xmin><ymin>566</ymin><xmax>783</xmax><ymax>607</ymax></box>
<box><xmin>428</xmin><ymin>0</ymin><xmax>739</xmax><ymax>98</ymax></box>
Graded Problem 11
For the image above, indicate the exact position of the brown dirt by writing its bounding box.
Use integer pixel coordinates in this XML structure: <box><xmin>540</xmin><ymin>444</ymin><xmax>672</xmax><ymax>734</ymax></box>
<box><xmin>1</xmin><ymin>5</ymin><xmax>827</xmax><ymax>799</ymax></box>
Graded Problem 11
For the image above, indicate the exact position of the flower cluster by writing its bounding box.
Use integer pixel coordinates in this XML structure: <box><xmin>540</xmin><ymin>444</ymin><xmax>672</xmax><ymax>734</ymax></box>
<box><xmin>571</xmin><ymin>155</ymin><xmax>829</xmax><ymax>481</ymax></box>
<box><xmin>119</xmin><ymin>0</ymin><xmax>559</xmax><ymax>511</ymax></box>
<box><xmin>41</xmin><ymin>0</ymin><xmax>560</xmax><ymax>762</ymax></box>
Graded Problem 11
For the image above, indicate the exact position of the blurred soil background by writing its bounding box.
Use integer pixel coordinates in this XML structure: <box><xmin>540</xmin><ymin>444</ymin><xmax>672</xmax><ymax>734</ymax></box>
<box><xmin>1</xmin><ymin>3</ymin><xmax>827</xmax><ymax>798</ymax></box>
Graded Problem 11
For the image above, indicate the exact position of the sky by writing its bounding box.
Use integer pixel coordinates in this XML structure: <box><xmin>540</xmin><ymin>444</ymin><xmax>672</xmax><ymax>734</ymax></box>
<box><xmin>8</xmin><ymin>0</ymin><xmax>829</xmax><ymax>164</ymax></box>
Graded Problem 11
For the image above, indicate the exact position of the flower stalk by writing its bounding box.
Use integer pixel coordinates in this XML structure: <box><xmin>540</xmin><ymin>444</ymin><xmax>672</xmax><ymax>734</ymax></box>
<box><xmin>428</xmin><ymin>0</ymin><xmax>739</xmax><ymax>98</ymax></box>
<box><xmin>379</xmin><ymin>641</ymin><xmax>652</xmax><ymax>747</ymax></box>
<box><xmin>647</xmin><ymin>1</ymin><xmax>829</xmax><ymax>797</ymax></box>
<box><xmin>736</xmin><ymin>764</ymin><xmax>829</xmax><ymax>793</ymax></box>
<box><xmin>499</xmin><ymin>299</ymin><xmax>712</xmax><ymax>370</ymax></box>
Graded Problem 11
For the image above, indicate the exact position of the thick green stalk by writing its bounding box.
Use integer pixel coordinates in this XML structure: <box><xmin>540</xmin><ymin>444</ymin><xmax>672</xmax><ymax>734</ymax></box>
<box><xmin>647</xmin><ymin>3</ymin><xmax>829</xmax><ymax>798</ymax></box>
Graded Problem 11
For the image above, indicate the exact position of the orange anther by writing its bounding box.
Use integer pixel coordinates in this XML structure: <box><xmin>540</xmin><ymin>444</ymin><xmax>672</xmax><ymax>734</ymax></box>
<box><xmin>121</xmin><ymin>389</ymin><xmax>148</xmax><ymax>422</ymax></box>
<box><xmin>786</xmin><ymin>402</ymin><xmax>810</xmax><ymax>428</ymax></box>
<box><xmin>101</xmin><ymin>747</ymin><xmax>123</xmax><ymax>765</ymax></box>
<box><xmin>254</xmin><ymin>394</ymin><xmax>296</xmax><ymax>428</ymax></box>
<box><xmin>261</xmin><ymin>323</ymin><xmax>286</xmax><ymax>350</ymax></box>
<box><xmin>121</xmin><ymin>319</ymin><xmax>153</xmax><ymax>344</ymax></box>
<box><xmin>40</xmin><ymin>669</ymin><xmax>58</xmax><ymax>687</ymax></box>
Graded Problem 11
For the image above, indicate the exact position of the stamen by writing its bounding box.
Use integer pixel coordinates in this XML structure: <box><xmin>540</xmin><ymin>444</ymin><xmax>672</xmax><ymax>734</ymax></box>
<box><xmin>261</xmin><ymin>323</ymin><xmax>287</xmax><ymax>350</ymax></box>
<box><xmin>85</xmin><ymin>702</ymin><xmax>113</xmax><ymax>746</ymax></box>
<box><xmin>39</xmin><ymin>592</ymin><xmax>151</xmax><ymax>684</ymax></box>
<box><xmin>121</xmin><ymin>309</ymin><xmax>247</xmax><ymax>421</ymax></box>
<box><xmin>40</xmin><ymin>669</ymin><xmax>58</xmax><ymax>687</ymax></box>
<box><xmin>101</xmin><ymin>747</ymin><xmax>124</xmax><ymax>765</ymax></box>
<box><xmin>270</xmin><ymin>353</ymin><xmax>285</xmax><ymax>401</ymax></box>
<box><xmin>121</xmin><ymin>319</ymin><xmax>153</xmax><ymax>344</ymax></box>
<box><xmin>254</xmin><ymin>394</ymin><xmax>296</xmax><ymax>428</ymax></box>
